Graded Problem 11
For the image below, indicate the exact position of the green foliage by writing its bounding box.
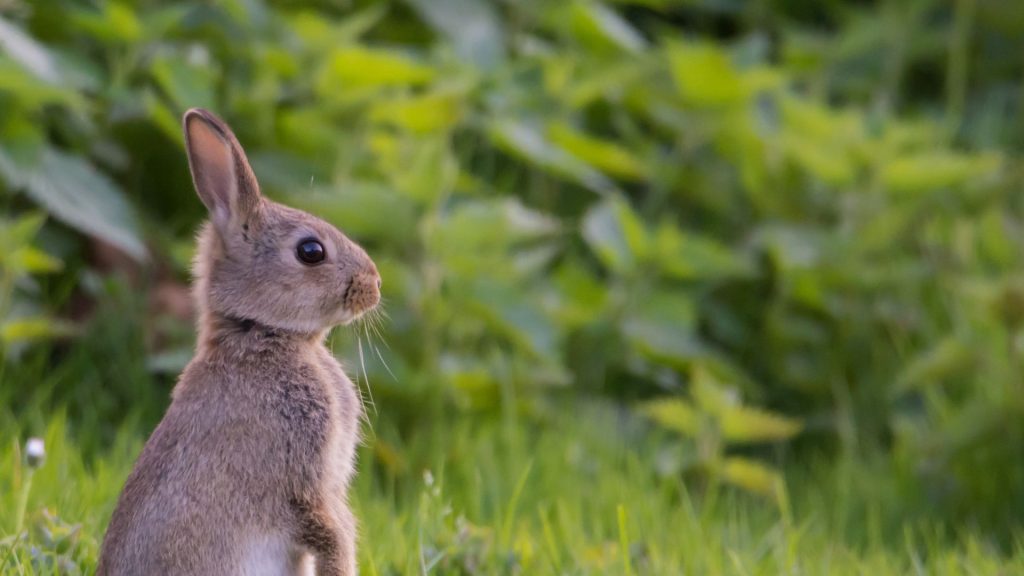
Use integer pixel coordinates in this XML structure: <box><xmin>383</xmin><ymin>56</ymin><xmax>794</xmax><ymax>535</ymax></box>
<box><xmin>4</xmin><ymin>409</ymin><xmax>1024</xmax><ymax>574</ymax></box>
<box><xmin>2</xmin><ymin>0</ymin><xmax>1024</xmax><ymax>568</ymax></box>
<box><xmin>0</xmin><ymin>214</ymin><xmax>70</xmax><ymax>359</ymax></box>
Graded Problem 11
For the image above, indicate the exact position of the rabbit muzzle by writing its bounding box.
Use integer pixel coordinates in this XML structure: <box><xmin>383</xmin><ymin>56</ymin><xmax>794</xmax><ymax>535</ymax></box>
<box><xmin>342</xmin><ymin>268</ymin><xmax>381</xmax><ymax>320</ymax></box>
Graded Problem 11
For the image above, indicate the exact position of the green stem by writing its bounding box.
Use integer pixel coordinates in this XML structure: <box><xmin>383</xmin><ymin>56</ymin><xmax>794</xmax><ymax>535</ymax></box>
<box><xmin>946</xmin><ymin>0</ymin><xmax>976</xmax><ymax>139</ymax></box>
<box><xmin>14</xmin><ymin>467</ymin><xmax>34</xmax><ymax>535</ymax></box>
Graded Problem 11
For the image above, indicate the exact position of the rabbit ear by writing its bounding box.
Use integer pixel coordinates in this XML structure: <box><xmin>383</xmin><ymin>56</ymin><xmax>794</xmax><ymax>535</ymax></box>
<box><xmin>183</xmin><ymin>108</ymin><xmax>262</xmax><ymax>232</ymax></box>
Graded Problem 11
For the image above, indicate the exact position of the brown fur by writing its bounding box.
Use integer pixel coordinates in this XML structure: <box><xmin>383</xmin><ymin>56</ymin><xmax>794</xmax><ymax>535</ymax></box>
<box><xmin>97</xmin><ymin>109</ymin><xmax>379</xmax><ymax>575</ymax></box>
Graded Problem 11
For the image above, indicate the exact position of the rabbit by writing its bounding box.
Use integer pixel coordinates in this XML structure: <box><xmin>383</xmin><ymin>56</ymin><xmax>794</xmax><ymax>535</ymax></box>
<box><xmin>96</xmin><ymin>108</ymin><xmax>380</xmax><ymax>576</ymax></box>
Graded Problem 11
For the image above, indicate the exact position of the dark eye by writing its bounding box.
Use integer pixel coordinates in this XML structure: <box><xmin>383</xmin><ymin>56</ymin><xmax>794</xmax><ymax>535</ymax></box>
<box><xmin>296</xmin><ymin>238</ymin><xmax>325</xmax><ymax>265</ymax></box>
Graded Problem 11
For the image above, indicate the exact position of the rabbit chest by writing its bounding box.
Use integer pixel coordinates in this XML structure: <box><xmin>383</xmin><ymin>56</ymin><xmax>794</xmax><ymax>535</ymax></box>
<box><xmin>259</xmin><ymin>343</ymin><xmax>362</xmax><ymax>494</ymax></box>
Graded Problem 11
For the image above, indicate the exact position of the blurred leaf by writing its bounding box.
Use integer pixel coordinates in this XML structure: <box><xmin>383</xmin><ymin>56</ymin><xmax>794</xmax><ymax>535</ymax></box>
<box><xmin>566</xmin><ymin>1</ymin><xmax>647</xmax><ymax>54</ymax></box>
<box><xmin>753</xmin><ymin>224</ymin><xmax>825</xmax><ymax>271</ymax></box>
<box><xmin>890</xmin><ymin>336</ymin><xmax>976</xmax><ymax>400</ymax></box>
<box><xmin>404</xmin><ymin>0</ymin><xmax>505</xmax><ymax>67</ymax></box>
<box><xmin>552</xmin><ymin>262</ymin><xmax>609</xmax><ymax>327</ymax></box>
<box><xmin>467</xmin><ymin>280</ymin><xmax>559</xmax><ymax>361</ymax></box>
<box><xmin>0</xmin><ymin>16</ymin><xmax>61</xmax><ymax>83</ymax></box>
<box><xmin>290</xmin><ymin>4</ymin><xmax>388</xmax><ymax>50</ymax></box>
<box><xmin>316</xmin><ymin>45</ymin><xmax>435</xmax><ymax>93</ymax></box>
<box><xmin>0</xmin><ymin>212</ymin><xmax>46</xmax><ymax>245</ymax></box>
<box><xmin>690</xmin><ymin>366</ymin><xmax>738</xmax><ymax>414</ymax></box>
<box><xmin>143</xmin><ymin>91</ymin><xmax>183</xmax><ymax>144</ymax></box>
<box><xmin>430</xmin><ymin>198</ymin><xmax>560</xmax><ymax>275</ymax></box>
<box><xmin>140</xmin><ymin>4</ymin><xmax>190</xmax><ymax>39</ymax></box>
<box><xmin>489</xmin><ymin>120</ymin><xmax>617</xmax><ymax>195</ymax></box>
<box><xmin>288</xmin><ymin>182</ymin><xmax>418</xmax><ymax>246</ymax></box>
<box><xmin>781</xmin><ymin>133</ymin><xmax>857</xmax><ymax>186</ymax></box>
<box><xmin>369</xmin><ymin>92</ymin><xmax>464</xmax><ymax>133</ymax></box>
<box><xmin>654</xmin><ymin>221</ymin><xmax>753</xmax><ymax>281</ymax></box>
<box><xmin>0</xmin><ymin>147</ymin><xmax>146</xmax><ymax>261</ymax></box>
<box><xmin>718</xmin><ymin>457</ymin><xmax>782</xmax><ymax>496</ymax></box>
<box><xmin>719</xmin><ymin>405</ymin><xmax>802</xmax><ymax>443</ymax></box>
<box><xmin>391</xmin><ymin>137</ymin><xmax>459</xmax><ymax>203</ymax></box>
<box><xmin>547</xmin><ymin>122</ymin><xmax>645</xmax><ymax>181</ymax></box>
<box><xmin>5</xmin><ymin>246</ymin><xmax>62</xmax><ymax>274</ymax></box>
<box><xmin>0</xmin><ymin>317</ymin><xmax>72</xmax><ymax>344</ymax></box>
<box><xmin>72</xmin><ymin>2</ymin><xmax>143</xmax><ymax>43</ymax></box>
<box><xmin>880</xmin><ymin>152</ymin><xmax>1001</xmax><ymax>194</ymax></box>
<box><xmin>145</xmin><ymin>348</ymin><xmax>192</xmax><ymax>375</ymax></box>
<box><xmin>623</xmin><ymin>290</ymin><xmax>700</xmax><ymax>368</ymax></box>
<box><xmin>581</xmin><ymin>197</ymin><xmax>648</xmax><ymax>274</ymax></box>
<box><xmin>640</xmin><ymin>397</ymin><xmax>701</xmax><ymax>436</ymax></box>
<box><xmin>667</xmin><ymin>41</ymin><xmax>745</xmax><ymax>107</ymax></box>
<box><xmin>441</xmin><ymin>354</ymin><xmax>501</xmax><ymax>410</ymax></box>
<box><xmin>150</xmin><ymin>53</ymin><xmax>216</xmax><ymax>111</ymax></box>
<box><xmin>0</xmin><ymin>115</ymin><xmax>45</xmax><ymax>171</ymax></box>
<box><xmin>0</xmin><ymin>57</ymin><xmax>82</xmax><ymax>108</ymax></box>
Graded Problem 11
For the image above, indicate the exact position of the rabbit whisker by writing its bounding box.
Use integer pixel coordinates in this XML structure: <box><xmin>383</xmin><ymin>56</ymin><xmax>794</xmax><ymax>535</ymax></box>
<box><xmin>357</xmin><ymin>325</ymin><xmax>378</xmax><ymax>418</ymax></box>
<box><xmin>352</xmin><ymin>335</ymin><xmax>375</xmax><ymax>437</ymax></box>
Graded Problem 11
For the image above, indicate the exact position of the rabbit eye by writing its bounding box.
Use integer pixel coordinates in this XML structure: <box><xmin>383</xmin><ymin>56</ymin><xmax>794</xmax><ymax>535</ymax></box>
<box><xmin>296</xmin><ymin>238</ymin><xmax>325</xmax><ymax>265</ymax></box>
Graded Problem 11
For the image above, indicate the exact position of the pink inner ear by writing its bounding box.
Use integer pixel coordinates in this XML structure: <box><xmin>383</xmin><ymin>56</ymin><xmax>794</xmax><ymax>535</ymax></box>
<box><xmin>188</xmin><ymin>119</ymin><xmax>237</xmax><ymax>221</ymax></box>
<box><xmin>190</xmin><ymin>121</ymin><xmax>235</xmax><ymax>183</ymax></box>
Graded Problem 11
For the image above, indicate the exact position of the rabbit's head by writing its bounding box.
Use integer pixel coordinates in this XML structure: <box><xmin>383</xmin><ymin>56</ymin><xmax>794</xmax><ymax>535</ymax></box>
<box><xmin>184</xmin><ymin>108</ymin><xmax>380</xmax><ymax>335</ymax></box>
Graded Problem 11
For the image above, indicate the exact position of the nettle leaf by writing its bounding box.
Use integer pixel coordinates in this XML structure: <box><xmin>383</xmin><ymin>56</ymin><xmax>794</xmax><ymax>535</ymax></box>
<box><xmin>489</xmin><ymin>120</ymin><xmax>617</xmax><ymax>195</ymax></box>
<box><xmin>881</xmin><ymin>152</ymin><xmax>1001</xmax><ymax>194</ymax></box>
<box><xmin>429</xmin><ymin>198</ymin><xmax>561</xmax><ymax>276</ymax></box>
<box><xmin>690</xmin><ymin>368</ymin><xmax>736</xmax><ymax>414</ymax></box>
<box><xmin>440</xmin><ymin>354</ymin><xmax>501</xmax><ymax>410</ymax></box>
<box><xmin>0</xmin><ymin>317</ymin><xmax>74</xmax><ymax>344</ymax></box>
<box><xmin>640</xmin><ymin>397</ymin><xmax>701</xmax><ymax>437</ymax></box>
<box><xmin>0</xmin><ymin>58</ymin><xmax>82</xmax><ymax>108</ymax></box>
<box><xmin>286</xmin><ymin>183</ymin><xmax>418</xmax><ymax>247</ymax></box>
<box><xmin>566</xmin><ymin>1</ymin><xmax>647</xmax><ymax>54</ymax></box>
<box><xmin>289</xmin><ymin>4</ymin><xmax>387</xmax><ymax>50</ymax></box>
<box><xmin>150</xmin><ymin>53</ymin><xmax>216</xmax><ymax>111</ymax></box>
<box><xmin>654</xmin><ymin>222</ymin><xmax>753</xmax><ymax>281</ymax></box>
<box><xmin>667</xmin><ymin>41</ymin><xmax>745</xmax><ymax>107</ymax></box>
<box><xmin>890</xmin><ymin>336</ymin><xmax>976</xmax><ymax>400</ymax></box>
<box><xmin>71</xmin><ymin>2</ymin><xmax>143</xmax><ymax>43</ymax></box>
<box><xmin>0</xmin><ymin>212</ymin><xmax>46</xmax><ymax>246</ymax></box>
<box><xmin>316</xmin><ymin>45</ymin><xmax>435</xmax><ymax>93</ymax></box>
<box><xmin>780</xmin><ymin>133</ymin><xmax>857</xmax><ymax>186</ymax></box>
<box><xmin>718</xmin><ymin>457</ymin><xmax>783</xmax><ymax>497</ymax></box>
<box><xmin>390</xmin><ymin>137</ymin><xmax>459</xmax><ymax>204</ymax></box>
<box><xmin>369</xmin><ymin>92</ymin><xmax>464</xmax><ymax>133</ymax></box>
<box><xmin>719</xmin><ymin>405</ymin><xmax>802</xmax><ymax>443</ymax></box>
<box><xmin>0</xmin><ymin>16</ymin><xmax>61</xmax><ymax>83</ymax></box>
<box><xmin>5</xmin><ymin>246</ymin><xmax>62</xmax><ymax>274</ymax></box>
<box><xmin>551</xmin><ymin>262</ymin><xmax>609</xmax><ymax>327</ymax></box>
<box><xmin>547</xmin><ymin>122</ymin><xmax>645</xmax><ymax>181</ymax></box>
<box><xmin>0</xmin><ymin>147</ymin><xmax>146</xmax><ymax>260</ymax></box>
<box><xmin>581</xmin><ymin>197</ymin><xmax>648</xmax><ymax>274</ymax></box>
<box><xmin>622</xmin><ymin>290</ymin><xmax>701</xmax><ymax>369</ymax></box>
<box><xmin>404</xmin><ymin>0</ymin><xmax>505</xmax><ymax>67</ymax></box>
<box><xmin>466</xmin><ymin>280</ymin><xmax>559</xmax><ymax>362</ymax></box>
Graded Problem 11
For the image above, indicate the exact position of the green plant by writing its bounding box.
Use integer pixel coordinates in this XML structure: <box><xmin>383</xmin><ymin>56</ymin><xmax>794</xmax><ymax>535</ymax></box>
<box><xmin>0</xmin><ymin>0</ymin><xmax>1023</xmax><ymax>539</ymax></box>
<box><xmin>0</xmin><ymin>214</ymin><xmax>68</xmax><ymax>360</ymax></box>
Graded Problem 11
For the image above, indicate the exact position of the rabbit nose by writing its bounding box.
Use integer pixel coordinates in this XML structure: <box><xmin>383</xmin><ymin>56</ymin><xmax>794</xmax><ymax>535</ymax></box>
<box><xmin>376</xmin><ymin>277</ymin><xmax>382</xmax><ymax>290</ymax></box>
<box><xmin>344</xmin><ymin>271</ymin><xmax>381</xmax><ymax>313</ymax></box>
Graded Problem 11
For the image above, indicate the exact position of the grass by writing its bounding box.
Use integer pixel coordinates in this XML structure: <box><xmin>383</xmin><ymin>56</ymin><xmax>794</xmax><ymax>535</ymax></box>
<box><xmin>2</xmin><ymin>398</ymin><xmax>1024</xmax><ymax>574</ymax></box>
<box><xmin>0</xmin><ymin>299</ymin><xmax>1020</xmax><ymax>574</ymax></box>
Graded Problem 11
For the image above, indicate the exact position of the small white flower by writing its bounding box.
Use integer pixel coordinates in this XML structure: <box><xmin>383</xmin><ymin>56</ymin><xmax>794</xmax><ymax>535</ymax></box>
<box><xmin>25</xmin><ymin>437</ymin><xmax>45</xmax><ymax>468</ymax></box>
<box><xmin>423</xmin><ymin>469</ymin><xmax>434</xmax><ymax>487</ymax></box>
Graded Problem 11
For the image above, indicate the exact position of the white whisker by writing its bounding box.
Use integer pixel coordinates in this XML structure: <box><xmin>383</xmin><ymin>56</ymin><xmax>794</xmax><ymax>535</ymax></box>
<box><xmin>373</xmin><ymin>342</ymin><xmax>398</xmax><ymax>382</ymax></box>
<box><xmin>357</xmin><ymin>325</ymin><xmax>378</xmax><ymax>418</ymax></box>
<box><xmin>354</xmin><ymin>335</ymin><xmax>377</xmax><ymax>437</ymax></box>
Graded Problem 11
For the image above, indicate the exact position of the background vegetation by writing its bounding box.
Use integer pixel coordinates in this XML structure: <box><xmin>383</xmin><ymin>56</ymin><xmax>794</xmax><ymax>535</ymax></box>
<box><xmin>3</xmin><ymin>0</ymin><xmax>1024</xmax><ymax>573</ymax></box>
